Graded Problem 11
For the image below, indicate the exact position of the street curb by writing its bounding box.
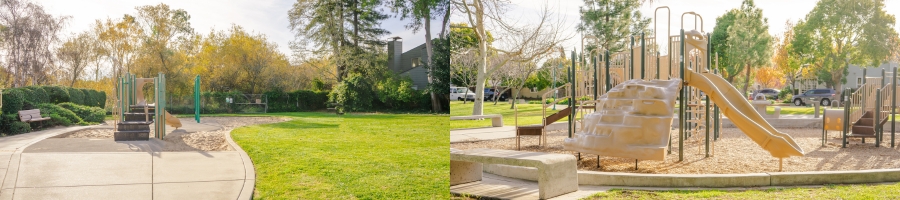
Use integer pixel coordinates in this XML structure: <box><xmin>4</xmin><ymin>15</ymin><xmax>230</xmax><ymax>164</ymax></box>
<box><xmin>484</xmin><ymin>163</ymin><xmax>900</xmax><ymax>188</ymax></box>
<box><xmin>224</xmin><ymin>128</ymin><xmax>255</xmax><ymax>200</ymax></box>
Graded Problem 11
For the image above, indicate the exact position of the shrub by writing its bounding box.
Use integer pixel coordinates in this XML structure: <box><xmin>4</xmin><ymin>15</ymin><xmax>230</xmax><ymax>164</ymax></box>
<box><xmin>66</xmin><ymin>87</ymin><xmax>85</xmax><ymax>106</ymax></box>
<box><xmin>58</xmin><ymin>102</ymin><xmax>105</xmax><ymax>123</ymax></box>
<box><xmin>6</xmin><ymin>121</ymin><xmax>30</xmax><ymax>135</ymax></box>
<box><xmin>1</xmin><ymin>89</ymin><xmax>25</xmax><ymax>115</ymax></box>
<box><xmin>42</xmin><ymin>85</ymin><xmax>70</xmax><ymax>103</ymax></box>
<box><xmin>376</xmin><ymin>76</ymin><xmax>418</xmax><ymax>109</ymax></box>
<box><xmin>23</xmin><ymin>86</ymin><xmax>50</xmax><ymax>105</ymax></box>
<box><xmin>46</xmin><ymin>114</ymin><xmax>72</xmax><ymax>127</ymax></box>
<box><xmin>97</xmin><ymin>90</ymin><xmax>107</xmax><ymax>108</ymax></box>
<box><xmin>34</xmin><ymin>103</ymin><xmax>84</xmax><ymax>125</ymax></box>
<box><xmin>329</xmin><ymin>74</ymin><xmax>375</xmax><ymax>112</ymax></box>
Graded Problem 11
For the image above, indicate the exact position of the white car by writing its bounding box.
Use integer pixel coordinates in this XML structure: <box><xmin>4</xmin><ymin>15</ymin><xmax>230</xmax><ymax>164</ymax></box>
<box><xmin>451</xmin><ymin>87</ymin><xmax>472</xmax><ymax>101</ymax></box>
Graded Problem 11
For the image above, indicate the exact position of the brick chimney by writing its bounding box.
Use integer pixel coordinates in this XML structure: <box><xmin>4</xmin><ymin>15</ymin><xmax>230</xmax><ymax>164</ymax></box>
<box><xmin>387</xmin><ymin>37</ymin><xmax>403</xmax><ymax>73</ymax></box>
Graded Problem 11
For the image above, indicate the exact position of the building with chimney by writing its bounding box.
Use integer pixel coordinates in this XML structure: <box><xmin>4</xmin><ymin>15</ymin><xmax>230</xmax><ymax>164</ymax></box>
<box><xmin>387</xmin><ymin>37</ymin><xmax>429</xmax><ymax>90</ymax></box>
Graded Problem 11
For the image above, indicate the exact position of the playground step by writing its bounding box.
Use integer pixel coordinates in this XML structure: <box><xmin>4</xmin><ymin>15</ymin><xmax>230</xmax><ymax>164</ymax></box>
<box><xmin>128</xmin><ymin>105</ymin><xmax>156</xmax><ymax>109</ymax></box>
<box><xmin>116</xmin><ymin>122</ymin><xmax>152</xmax><ymax>131</ymax></box>
<box><xmin>852</xmin><ymin>125</ymin><xmax>875</xmax><ymax>135</ymax></box>
<box><xmin>516</xmin><ymin>124</ymin><xmax>544</xmax><ymax>136</ymax></box>
<box><xmin>114</xmin><ymin>130</ymin><xmax>150</xmax><ymax>141</ymax></box>
<box><xmin>123</xmin><ymin>113</ymin><xmax>156</xmax><ymax>122</ymax></box>
<box><xmin>857</xmin><ymin>118</ymin><xmax>874</xmax><ymax>126</ymax></box>
<box><xmin>846</xmin><ymin>133</ymin><xmax>877</xmax><ymax>138</ymax></box>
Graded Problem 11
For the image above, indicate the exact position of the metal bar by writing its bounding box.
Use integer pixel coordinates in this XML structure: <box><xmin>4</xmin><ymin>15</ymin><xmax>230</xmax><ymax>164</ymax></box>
<box><xmin>876</xmin><ymin>88</ymin><xmax>881</xmax><ymax>147</ymax></box>
<box><xmin>705</xmin><ymin>94</ymin><xmax>710</xmax><ymax>157</ymax></box>
<box><xmin>843</xmin><ymin>88</ymin><xmax>850</xmax><ymax>148</ymax></box>
<box><xmin>605</xmin><ymin>50</ymin><xmax>611</xmax><ymax>90</ymax></box>
<box><xmin>679</xmin><ymin>29</ymin><xmax>685</xmax><ymax>162</ymax></box>
<box><xmin>570</xmin><ymin>49</ymin><xmax>576</xmax><ymax>138</ymax></box>
<box><xmin>822</xmin><ymin>109</ymin><xmax>826</xmax><ymax>147</ymax></box>
<box><xmin>630</xmin><ymin>36</ymin><xmax>635</xmax><ymax>79</ymax></box>
<box><xmin>894</xmin><ymin>67</ymin><xmax>897</xmax><ymax>148</ymax></box>
<box><xmin>641</xmin><ymin>32</ymin><xmax>645</xmax><ymax>80</ymax></box>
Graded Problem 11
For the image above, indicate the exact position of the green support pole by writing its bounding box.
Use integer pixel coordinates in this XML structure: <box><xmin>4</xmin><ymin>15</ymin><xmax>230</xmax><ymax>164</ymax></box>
<box><xmin>195</xmin><ymin>75</ymin><xmax>200</xmax><ymax>123</ymax></box>
<box><xmin>705</xmin><ymin>95</ymin><xmax>710</xmax><ymax>157</ymax></box>
<box><xmin>641</xmin><ymin>32</ymin><xmax>645</xmax><ymax>80</ymax></box>
<box><xmin>877</xmin><ymin>89</ymin><xmax>882</xmax><ymax>147</ymax></box>
<box><xmin>679</xmin><ymin>29</ymin><xmax>685</xmax><ymax>162</ymax></box>
<box><xmin>593</xmin><ymin>53</ymin><xmax>598</xmax><ymax>103</ymax></box>
<box><xmin>881</xmin><ymin>69</ymin><xmax>886</xmax><ymax>144</ymax></box>
<box><xmin>630</xmin><ymin>36</ymin><xmax>635</xmax><ymax>79</ymax></box>
<box><xmin>843</xmin><ymin>88</ymin><xmax>850</xmax><ymax>148</ymax></box>
<box><xmin>714</xmin><ymin>69</ymin><xmax>720</xmax><ymax>140</ymax></box>
<box><xmin>605</xmin><ymin>50</ymin><xmax>611</xmax><ymax>90</ymax></box>
<box><xmin>822</xmin><ymin>109</ymin><xmax>827</xmax><ymax>147</ymax></box>
<box><xmin>893</xmin><ymin>67</ymin><xmax>897</xmax><ymax>148</ymax></box>
<box><xmin>570</xmin><ymin>49</ymin><xmax>576</xmax><ymax>138</ymax></box>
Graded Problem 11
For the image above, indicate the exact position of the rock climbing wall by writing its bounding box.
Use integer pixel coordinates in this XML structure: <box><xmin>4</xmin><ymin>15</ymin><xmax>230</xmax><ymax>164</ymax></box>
<box><xmin>563</xmin><ymin>79</ymin><xmax>681</xmax><ymax>161</ymax></box>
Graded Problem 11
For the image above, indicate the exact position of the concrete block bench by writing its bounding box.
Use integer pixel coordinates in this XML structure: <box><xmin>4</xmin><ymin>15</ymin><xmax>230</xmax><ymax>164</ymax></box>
<box><xmin>450</xmin><ymin>115</ymin><xmax>503</xmax><ymax>127</ymax></box>
<box><xmin>450</xmin><ymin>148</ymin><xmax>577</xmax><ymax>199</ymax></box>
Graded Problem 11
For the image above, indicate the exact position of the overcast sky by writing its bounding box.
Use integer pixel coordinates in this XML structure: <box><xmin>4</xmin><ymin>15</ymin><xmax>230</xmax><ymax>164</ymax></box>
<box><xmin>36</xmin><ymin>0</ymin><xmax>443</xmax><ymax>58</ymax></box>
<box><xmin>451</xmin><ymin>0</ymin><xmax>900</xmax><ymax>57</ymax></box>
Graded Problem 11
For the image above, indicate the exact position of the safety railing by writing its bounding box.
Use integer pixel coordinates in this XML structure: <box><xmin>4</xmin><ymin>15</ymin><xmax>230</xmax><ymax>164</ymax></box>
<box><xmin>848</xmin><ymin>78</ymin><xmax>881</xmax><ymax>126</ymax></box>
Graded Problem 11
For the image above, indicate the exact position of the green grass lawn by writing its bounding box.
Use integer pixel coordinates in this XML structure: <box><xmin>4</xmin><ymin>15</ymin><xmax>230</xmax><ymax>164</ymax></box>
<box><xmin>451</xmin><ymin>101</ymin><xmax>571</xmax><ymax>129</ymax></box>
<box><xmin>582</xmin><ymin>183</ymin><xmax>900</xmax><ymax>199</ymax></box>
<box><xmin>225</xmin><ymin>112</ymin><xmax>448</xmax><ymax>199</ymax></box>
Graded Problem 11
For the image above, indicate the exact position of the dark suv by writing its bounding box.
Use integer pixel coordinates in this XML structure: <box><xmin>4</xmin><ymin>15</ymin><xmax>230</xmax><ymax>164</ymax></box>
<box><xmin>484</xmin><ymin>88</ymin><xmax>507</xmax><ymax>101</ymax></box>
<box><xmin>792</xmin><ymin>89</ymin><xmax>836</xmax><ymax>106</ymax></box>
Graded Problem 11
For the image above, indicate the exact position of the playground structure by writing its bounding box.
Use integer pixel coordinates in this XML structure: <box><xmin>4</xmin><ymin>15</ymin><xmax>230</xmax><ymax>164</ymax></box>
<box><xmin>516</xmin><ymin>7</ymin><xmax>807</xmax><ymax>170</ymax></box>
<box><xmin>838</xmin><ymin>68</ymin><xmax>900</xmax><ymax>148</ymax></box>
<box><xmin>113</xmin><ymin>73</ymin><xmax>200</xmax><ymax>141</ymax></box>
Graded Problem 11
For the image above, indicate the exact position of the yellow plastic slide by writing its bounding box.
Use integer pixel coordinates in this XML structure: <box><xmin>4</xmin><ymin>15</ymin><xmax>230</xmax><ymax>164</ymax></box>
<box><xmin>164</xmin><ymin>111</ymin><xmax>182</xmax><ymax>129</ymax></box>
<box><xmin>685</xmin><ymin>70</ymin><xmax>805</xmax><ymax>158</ymax></box>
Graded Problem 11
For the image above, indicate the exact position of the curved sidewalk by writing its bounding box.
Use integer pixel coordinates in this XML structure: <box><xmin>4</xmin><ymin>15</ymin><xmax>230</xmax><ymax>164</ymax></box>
<box><xmin>0</xmin><ymin>119</ymin><xmax>255</xmax><ymax>200</ymax></box>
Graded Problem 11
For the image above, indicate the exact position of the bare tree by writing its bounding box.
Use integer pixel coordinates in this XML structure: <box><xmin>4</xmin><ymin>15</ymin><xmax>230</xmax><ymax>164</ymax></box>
<box><xmin>500</xmin><ymin>59</ymin><xmax>538</xmax><ymax>108</ymax></box>
<box><xmin>451</xmin><ymin>48</ymin><xmax>479</xmax><ymax>104</ymax></box>
<box><xmin>452</xmin><ymin>0</ymin><xmax>571</xmax><ymax>115</ymax></box>
<box><xmin>0</xmin><ymin>0</ymin><xmax>69</xmax><ymax>87</ymax></box>
<box><xmin>57</xmin><ymin>32</ymin><xmax>99</xmax><ymax>87</ymax></box>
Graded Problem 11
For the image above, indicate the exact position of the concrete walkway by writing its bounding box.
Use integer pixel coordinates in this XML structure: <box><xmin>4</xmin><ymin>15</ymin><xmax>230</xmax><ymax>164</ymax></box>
<box><xmin>0</xmin><ymin>120</ymin><xmax>255</xmax><ymax>200</ymax></box>
<box><xmin>451</xmin><ymin>122</ymin><xmax>577</xmax><ymax>143</ymax></box>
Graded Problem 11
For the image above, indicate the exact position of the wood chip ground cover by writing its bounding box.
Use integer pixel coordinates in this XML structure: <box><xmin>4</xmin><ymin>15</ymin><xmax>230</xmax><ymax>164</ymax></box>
<box><xmin>451</xmin><ymin>128</ymin><xmax>900</xmax><ymax>174</ymax></box>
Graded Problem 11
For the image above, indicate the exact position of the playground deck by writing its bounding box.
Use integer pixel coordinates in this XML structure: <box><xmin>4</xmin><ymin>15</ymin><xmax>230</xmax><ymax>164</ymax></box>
<box><xmin>451</xmin><ymin>128</ymin><xmax>900</xmax><ymax>174</ymax></box>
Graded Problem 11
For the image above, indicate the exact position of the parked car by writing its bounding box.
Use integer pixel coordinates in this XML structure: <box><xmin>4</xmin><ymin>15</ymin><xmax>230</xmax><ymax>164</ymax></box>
<box><xmin>792</xmin><ymin>89</ymin><xmax>836</xmax><ymax>106</ymax></box>
<box><xmin>483</xmin><ymin>88</ymin><xmax>507</xmax><ymax>101</ymax></box>
<box><xmin>752</xmin><ymin>89</ymin><xmax>780</xmax><ymax>100</ymax></box>
<box><xmin>450</xmin><ymin>87</ymin><xmax>469</xmax><ymax>101</ymax></box>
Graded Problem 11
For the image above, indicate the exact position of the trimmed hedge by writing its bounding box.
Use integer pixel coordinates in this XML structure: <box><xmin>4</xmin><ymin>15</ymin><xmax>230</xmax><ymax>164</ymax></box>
<box><xmin>66</xmin><ymin>87</ymin><xmax>84</xmax><ymax>106</ymax></box>
<box><xmin>1</xmin><ymin>89</ymin><xmax>24</xmax><ymax>114</ymax></box>
<box><xmin>23</xmin><ymin>86</ymin><xmax>50</xmax><ymax>105</ymax></box>
<box><xmin>42</xmin><ymin>85</ymin><xmax>69</xmax><ymax>104</ymax></box>
<box><xmin>58</xmin><ymin>102</ymin><xmax>105</xmax><ymax>123</ymax></box>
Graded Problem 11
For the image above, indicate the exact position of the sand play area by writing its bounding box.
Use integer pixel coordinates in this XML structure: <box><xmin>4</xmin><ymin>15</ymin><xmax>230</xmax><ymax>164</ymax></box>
<box><xmin>451</xmin><ymin>128</ymin><xmax>900</xmax><ymax>174</ymax></box>
<box><xmin>49</xmin><ymin>117</ymin><xmax>292</xmax><ymax>151</ymax></box>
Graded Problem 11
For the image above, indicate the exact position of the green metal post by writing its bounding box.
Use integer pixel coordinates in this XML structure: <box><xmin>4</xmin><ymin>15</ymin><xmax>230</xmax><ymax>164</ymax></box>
<box><xmin>822</xmin><ymin>109</ymin><xmax>827</xmax><ymax>147</ymax></box>
<box><xmin>593</xmin><ymin>53</ymin><xmax>598</xmax><ymax>103</ymax></box>
<box><xmin>630</xmin><ymin>36</ymin><xmax>635</xmax><ymax>79</ymax></box>
<box><xmin>844</xmin><ymin>88</ymin><xmax>850</xmax><ymax>148</ymax></box>
<box><xmin>877</xmin><ymin>88</ymin><xmax>882</xmax><ymax>147</ymax></box>
<box><xmin>679</xmin><ymin>29</ymin><xmax>685</xmax><ymax>162</ymax></box>
<box><xmin>893</xmin><ymin>67</ymin><xmax>897</xmax><ymax>148</ymax></box>
<box><xmin>195</xmin><ymin>75</ymin><xmax>200</xmax><ymax>123</ymax></box>
<box><xmin>705</xmin><ymin>94</ymin><xmax>710</xmax><ymax>157</ymax></box>
<box><xmin>605</xmin><ymin>50</ymin><xmax>611</xmax><ymax>90</ymax></box>
<box><xmin>570</xmin><ymin>49</ymin><xmax>575</xmax><ymax>138</ymax></box>
<box><xmin>641</xmin><ymin>32</ymin><xmax>645</xmax><ymax>80</ymax></box>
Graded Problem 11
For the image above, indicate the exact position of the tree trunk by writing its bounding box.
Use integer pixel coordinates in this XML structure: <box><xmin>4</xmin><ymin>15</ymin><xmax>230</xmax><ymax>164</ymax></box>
<box><xmin>742</xmin><ymin>63</ymin><xmax>751</xmax><ymax>98</ymax></box>
<box><xmin>422</xmin><ymin>1</ymin><xmax>441</xmax><ymax>112</ymax></box>
<box><xmin>472</xmin><ymin>1</ymin><xmax>487</xmax><ymax>116</ymax></box>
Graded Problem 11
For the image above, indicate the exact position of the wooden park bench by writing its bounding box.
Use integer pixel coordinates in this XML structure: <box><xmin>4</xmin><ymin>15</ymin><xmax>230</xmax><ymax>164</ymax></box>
<box><xmin>450</xmin><ymin>148</ymin><xmax>578</xmax><ymax>199</ymax></box>
<box><xmin>449</xmin><ymin>115</ymin><xmax>503</xmax><ymax>127</ymax></box>
<box><xmin>327</xmin><ymin>102</ymin><xmax>344</xmax><ymax>115</ymax></box>
<box><xmin>18</xmin><ymin>109</ymin><xmax>51</xmax><ymax>128</ymax></box>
